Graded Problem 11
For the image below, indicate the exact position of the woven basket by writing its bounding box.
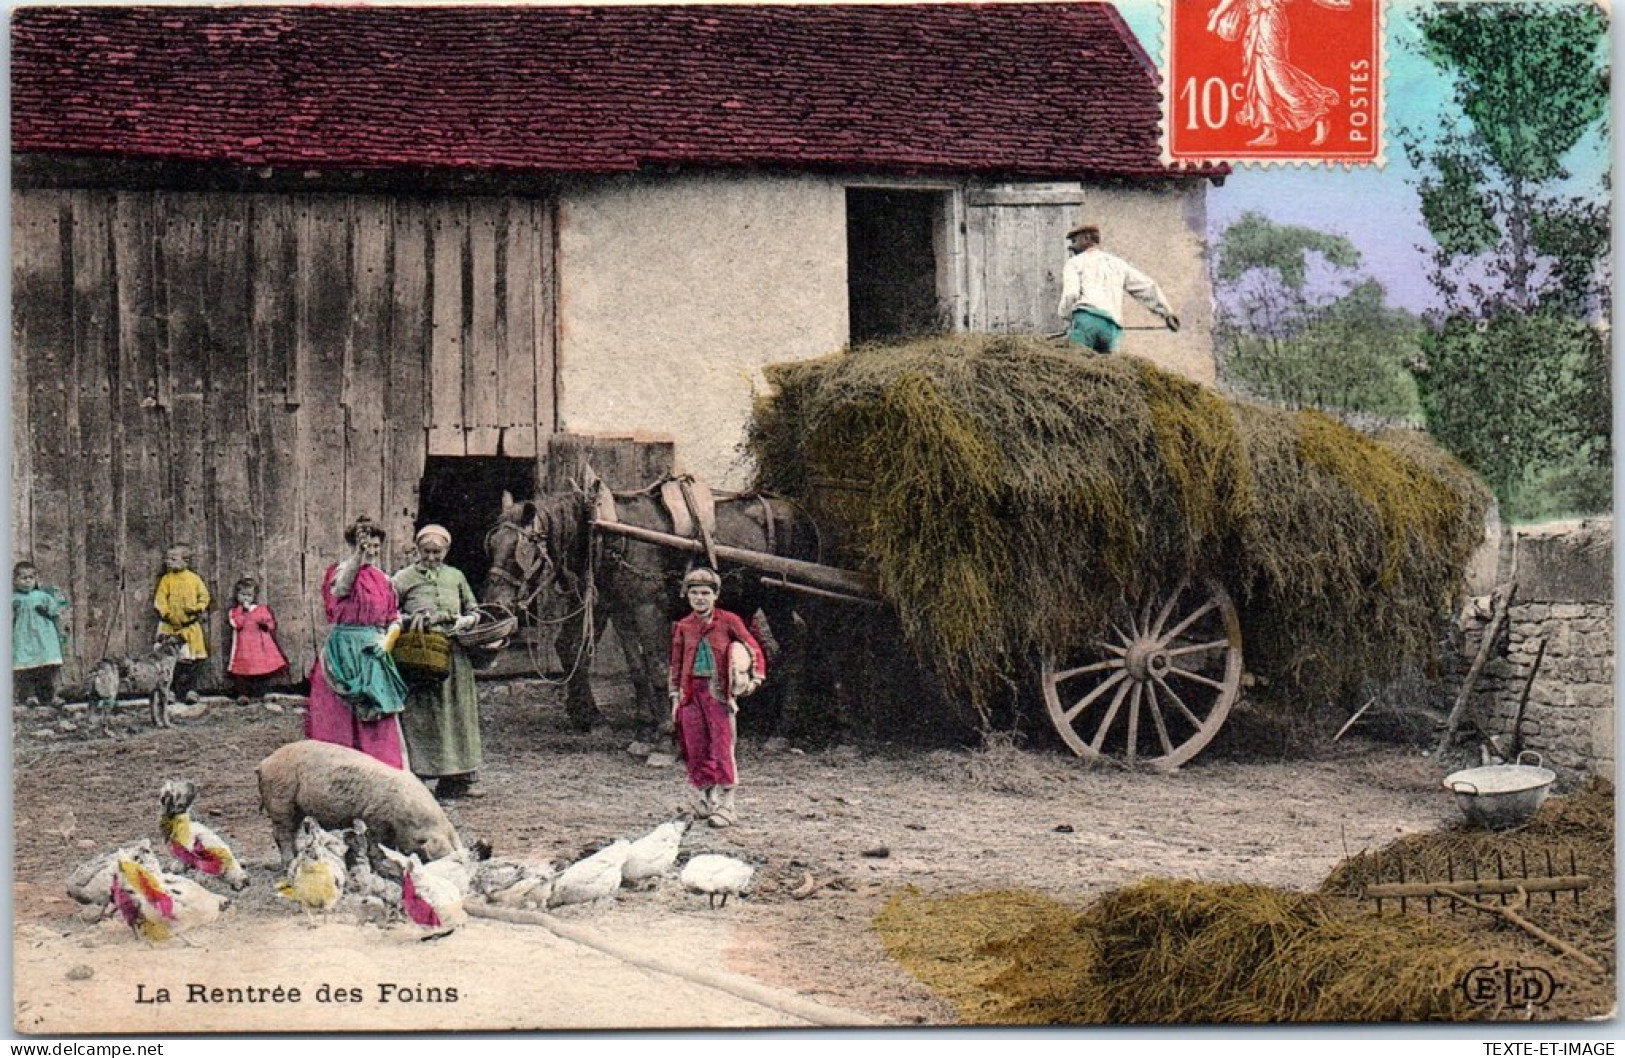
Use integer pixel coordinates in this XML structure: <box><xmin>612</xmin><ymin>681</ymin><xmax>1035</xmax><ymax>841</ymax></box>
<box><xmin>393</xmin><ymin>628</ymin><xmax>452</xmax><ymax>683</ymax></box>
<box><xmin>452</xmin><ymin>613</ymin><xmax>517</xmax><ymax>649</ymax></box>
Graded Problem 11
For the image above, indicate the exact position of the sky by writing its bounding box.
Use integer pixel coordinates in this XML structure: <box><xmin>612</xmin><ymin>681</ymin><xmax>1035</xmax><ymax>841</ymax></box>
<box><xmin>1112</xmin><ymin>0</ymin><xmax>1615</xmax><ymax>314</ymax></box>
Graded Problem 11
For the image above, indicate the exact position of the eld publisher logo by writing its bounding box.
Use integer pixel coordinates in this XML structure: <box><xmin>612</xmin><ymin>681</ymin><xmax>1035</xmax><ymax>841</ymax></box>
<box><xmin>1461</xmin><ymin>963</ymin><xmax>1560</xmax><ymax>1009</ymax></box>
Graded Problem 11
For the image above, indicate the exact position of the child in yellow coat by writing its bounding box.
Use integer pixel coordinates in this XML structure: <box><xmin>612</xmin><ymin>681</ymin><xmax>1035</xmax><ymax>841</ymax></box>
<box><xmin>154</xmin><ymin>543</ymin><xmax>211</xmax><ymax>702</ymax></box>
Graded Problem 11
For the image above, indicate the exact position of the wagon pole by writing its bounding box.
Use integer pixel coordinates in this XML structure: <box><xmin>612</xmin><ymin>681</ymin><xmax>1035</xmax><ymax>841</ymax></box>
<box><xmin>1508</xmin><ymin>636</ymin><xmax>1547</xmax><ymax>759</ymax></box>
<box><xmin>590</xmin><ymin>520</ymin><xmax>880</xmax><ymax>600</ymax></box>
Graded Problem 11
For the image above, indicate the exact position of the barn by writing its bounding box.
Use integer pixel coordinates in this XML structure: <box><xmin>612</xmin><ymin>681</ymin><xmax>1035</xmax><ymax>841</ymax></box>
<box><xmin>10</xmin><ymin>3</ymin><xmax>1223</xmax><ymax>688</ymax></box>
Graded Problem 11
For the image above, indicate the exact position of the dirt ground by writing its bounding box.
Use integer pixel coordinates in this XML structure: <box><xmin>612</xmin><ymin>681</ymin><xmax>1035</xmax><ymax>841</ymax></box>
<box><xmin>8</xmin><ymin>676</ymin><xmax>1610</xmax><ymax>1033</ymax></box>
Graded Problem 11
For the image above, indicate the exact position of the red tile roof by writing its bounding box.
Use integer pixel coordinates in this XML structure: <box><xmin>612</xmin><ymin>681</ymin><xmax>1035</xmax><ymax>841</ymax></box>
<box><xmin>12</xmin><ymin>3</ymin><xmax>1193</xmax><ymax>179</ymax></box>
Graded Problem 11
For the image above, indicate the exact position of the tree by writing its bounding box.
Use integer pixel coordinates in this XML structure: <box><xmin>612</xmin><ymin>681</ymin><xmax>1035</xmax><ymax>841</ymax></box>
<box><xmin>1403</xmin><ymin>1</ymin><xmax>1611</xmax><ymax>519</ymax></box>
<box><xmin>1212</xmin><ymin>213</ymin><xmax>1424</xmax><ymax>421</ymax></box>
<box><xmin>1407</xmin><ymin>1</ymin><xmax>1610</xmax><ymax>314</ymax></box>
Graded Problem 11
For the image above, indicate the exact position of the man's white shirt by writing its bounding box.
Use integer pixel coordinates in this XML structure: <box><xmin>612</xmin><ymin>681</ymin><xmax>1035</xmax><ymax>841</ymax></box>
<box><xmin>1057</xmin><ymin>247</ymin><xmax>1174</xmax><ymax>325</ymax></box>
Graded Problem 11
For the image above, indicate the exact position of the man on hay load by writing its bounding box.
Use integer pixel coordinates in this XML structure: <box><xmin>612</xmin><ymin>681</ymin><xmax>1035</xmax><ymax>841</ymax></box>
<box><xmin>1057</xmin><ymin>224</ymin><xmax>1181</xmax><ymax>353</ymax></box>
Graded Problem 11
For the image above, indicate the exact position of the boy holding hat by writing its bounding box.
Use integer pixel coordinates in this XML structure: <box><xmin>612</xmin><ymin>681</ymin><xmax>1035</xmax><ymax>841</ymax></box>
<box><xmin>669</xmin><ymin>566</ymin><xmax>765</xmax><ymax>827</ymax></box>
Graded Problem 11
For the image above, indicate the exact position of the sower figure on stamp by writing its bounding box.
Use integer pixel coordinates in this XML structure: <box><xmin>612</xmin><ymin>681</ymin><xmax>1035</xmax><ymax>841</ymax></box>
<box><xmin>669</xmin><ymin>567</ymin><xmax>765</xmax><ymax>828</ymax></box>
<box><xmin>1207</xmin><ymin>0</ymin><xmax>1340</xmax><ymax>148</ymax></box>
<box><xmin>1057</xmin><ymin>225</ymin><xmax>1181</xmax><ymax>354</ymax></box>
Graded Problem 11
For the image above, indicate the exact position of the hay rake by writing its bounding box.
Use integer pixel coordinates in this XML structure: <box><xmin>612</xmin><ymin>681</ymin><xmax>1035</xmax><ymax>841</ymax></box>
<box><xmin>1358</xmin><ymin>846</ymin><xmax>1590</xmax><ymax>915</ymax></box>
<box><xmin>1356</xmin><ymin>846</ymin><xmax>1601</xmax><ymax>973</ymax></box>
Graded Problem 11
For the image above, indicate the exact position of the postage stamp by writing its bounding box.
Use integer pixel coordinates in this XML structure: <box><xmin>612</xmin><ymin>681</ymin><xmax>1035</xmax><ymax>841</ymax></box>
<box><xmin>6</xmin><ymin>0</ymin><xmax>1614</xmax><ymax>1044</ymax></box>
<box><xmin>1165</xmin><ymin>0</ymin><xmax>1384</xmax><ymax>165</ymax></box>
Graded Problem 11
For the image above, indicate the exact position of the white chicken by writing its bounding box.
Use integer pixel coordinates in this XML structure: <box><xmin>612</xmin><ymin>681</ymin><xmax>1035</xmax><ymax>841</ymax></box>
<box><xmin>621</xmin><ymin>818</ymin><xmax>689</xmax><ymax>886</ymax></box>
<box><xmin>379</xmin><ymin>845</ymin><xmax>467</xmax><ymax>939</ymax></box>
<box><xmin>547</xmin><ymin>839</ymin><xmax>631</xmax><ymax>909</ymax></box>
<box><xmin>275</xmin><ymin>816</ymin><xmax>348</xmax><ymax>922</ymax></box>
<box><xmin>680</xmin><ymin>853</ymin><xmax>755</xmax><ymax>909</ymax></box>
<box><xmin>415</xmin><ymin>846</ymin><xmax>480</xmax><ymax>896</ymax></box>
<box><xmin>67</xmin><ymin>839</ymin><xmax>162</xmax><ymax>913</ymax></box>
<box><xmin>158</xmin><ymin>779</ymin><xmax>249</xmax><ymax>891</ymax></box>
<box><xmin>472</xmin><ymin>856</ymin><xmax>556</xmax><ymax>909</ymax></box>
<box><xmin>108</xmin><ymin>854</ymin><xmax>230</xmax><ymax>944</ymax></box>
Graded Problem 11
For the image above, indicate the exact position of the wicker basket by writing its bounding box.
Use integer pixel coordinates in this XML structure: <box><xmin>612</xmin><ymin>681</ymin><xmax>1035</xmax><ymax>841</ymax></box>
<box><xmin>451</xmin><ymin>613</ymin><xmax>517</xmax><ymax>650</ymax></box>
<box><xmin>393</xmin><ymin>628</ymin><xmax>452</xmax><ymax>683</ymax></box>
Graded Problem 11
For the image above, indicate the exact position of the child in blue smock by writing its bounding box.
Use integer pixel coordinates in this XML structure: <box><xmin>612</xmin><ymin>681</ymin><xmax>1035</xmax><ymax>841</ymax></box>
<box><xmin>13</xmin><ymin>562</ymin><xmax>69</xmax><ymax>706</ymax></box>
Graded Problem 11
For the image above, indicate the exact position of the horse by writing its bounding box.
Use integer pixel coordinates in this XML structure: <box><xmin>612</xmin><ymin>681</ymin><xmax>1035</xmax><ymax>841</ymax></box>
<box><xmin>482</xmin><ymin>474</ymin><xmax>832</xmax><ymax>739</ymax></box>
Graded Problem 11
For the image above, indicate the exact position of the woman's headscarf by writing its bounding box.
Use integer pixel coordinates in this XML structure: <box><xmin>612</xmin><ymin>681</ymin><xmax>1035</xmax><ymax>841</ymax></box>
<box><xmin>415</xmin><ymin>524</ymin><xmax>452</xmax><ymax>549</ymax></box>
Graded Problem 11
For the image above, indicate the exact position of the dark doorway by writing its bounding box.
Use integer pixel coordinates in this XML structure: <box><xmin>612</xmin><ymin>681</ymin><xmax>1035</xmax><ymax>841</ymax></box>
<box><xmin>416</xmin><ymin>456</ymin><xmax>538</xmax><ymax>599</ymax></box>
<box><xmin>846</xmin><ymin>189</ymin><xmax>944</xmax><ymax>344</ymax></box>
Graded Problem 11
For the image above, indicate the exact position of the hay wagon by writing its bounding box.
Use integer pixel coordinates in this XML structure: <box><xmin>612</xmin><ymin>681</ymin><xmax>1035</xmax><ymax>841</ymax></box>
<box><xmin>589</xmin><ymin>514</ymin><xmax>1242</xmax><ymax>771</ymax></box>
<box><xmin>574</xmin><ymin>336</ymin><xmax>1486</xmax><ymax>771</ymax></box>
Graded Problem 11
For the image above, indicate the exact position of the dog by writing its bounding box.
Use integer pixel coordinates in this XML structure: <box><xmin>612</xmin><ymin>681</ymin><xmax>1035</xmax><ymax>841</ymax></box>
<box><xmin>89</xmin><ymin>636</ymin><xmax>185</xmax><ymax>731</ymax></box>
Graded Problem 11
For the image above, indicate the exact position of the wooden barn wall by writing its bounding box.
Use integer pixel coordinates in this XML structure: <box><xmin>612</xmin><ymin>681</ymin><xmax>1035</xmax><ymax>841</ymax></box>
<box><xmin>11</xmin><ymin>189</ymin><xmax>556</xmax><ymax>689</ymax></box>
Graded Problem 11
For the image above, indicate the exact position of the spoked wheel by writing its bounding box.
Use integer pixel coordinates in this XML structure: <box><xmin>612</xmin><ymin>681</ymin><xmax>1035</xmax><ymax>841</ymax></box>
<box><xmin>1040</xmin><ymin>577</ymin><xmax>1243</xmax><ymax>770</ymax></box>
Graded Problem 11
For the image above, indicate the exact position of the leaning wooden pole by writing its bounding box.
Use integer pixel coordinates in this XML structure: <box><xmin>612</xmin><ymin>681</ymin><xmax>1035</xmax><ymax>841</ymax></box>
<box><xmin>1434</xmin><ymin>554</ymin><xmax>1518</xmax><ymax>758</ymax></box>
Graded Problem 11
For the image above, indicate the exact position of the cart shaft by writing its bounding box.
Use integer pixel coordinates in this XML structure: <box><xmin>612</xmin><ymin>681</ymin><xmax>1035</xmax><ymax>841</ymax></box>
<box><xmin>591</xmin><ymin>519</ymin><xmax>881</xmax><ymax>599</ymax></box>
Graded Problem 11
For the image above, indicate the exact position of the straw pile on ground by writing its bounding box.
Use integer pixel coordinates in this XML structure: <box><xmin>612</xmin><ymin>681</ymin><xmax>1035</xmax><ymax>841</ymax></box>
<box><xmin>873</xmin><ymin>782</ymin><xmax>1614</xmax><ymax>1024</ymax></box>
<box><xmin>876</xmin><ymin>881</ymin><xmax>1516</xmax><ymax>1024</ymax></box>
<box><xmin>749</xmin><ymin>335</ymin><xmax>1491</xmax><ymax>719</ymax></box>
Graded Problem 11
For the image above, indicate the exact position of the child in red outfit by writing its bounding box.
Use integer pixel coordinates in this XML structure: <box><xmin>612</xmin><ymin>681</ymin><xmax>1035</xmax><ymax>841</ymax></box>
<box><xmin>669</xmin><ymin>567</ymin><xmax>765</xmax><ymax>827</ymax></box>
<box><xmin>226</xmin><ymin>576</ymin><xmax>288</xmax><ymax>700</ymax></box>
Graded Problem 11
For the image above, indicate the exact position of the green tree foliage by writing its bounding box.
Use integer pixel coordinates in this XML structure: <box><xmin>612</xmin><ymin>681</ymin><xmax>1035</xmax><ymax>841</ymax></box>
<box><xmin>1404</xmin><ymin>1</ymin><xmax>1611</xmax><ymax>519</ymax></box>
<box><xmin>1415</xmin><ymin>312</ymin><xmax>1610</xmax><ymax>521</ymax></box>
<box><xmin>1408</xmin><ymin>2</ymin><xmax>1609</xmax><ymax>313</ymax></box>
<box><xmin>1212</xmin><ymin>213</ymin><xmax>1424</xmax><ymax>421</ymax></box>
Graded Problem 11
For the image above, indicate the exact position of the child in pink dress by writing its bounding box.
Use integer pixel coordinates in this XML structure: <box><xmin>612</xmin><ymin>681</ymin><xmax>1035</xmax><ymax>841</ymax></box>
<box><xmin>226</xmin><ymin>576</ymin><xmax>289</xmax><ymax>701</ymax></box>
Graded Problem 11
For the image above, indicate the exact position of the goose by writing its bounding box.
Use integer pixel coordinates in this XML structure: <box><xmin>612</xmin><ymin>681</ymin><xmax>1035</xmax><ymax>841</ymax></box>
<box><xmin>547</xmin><ymin>839</ymin><xmax>631</xmax><ymax>909</ymax></box>
<box><xmin>680</xmin><ymin>853</ymin><xmax>754</xmax><ymax>908</ymax></box>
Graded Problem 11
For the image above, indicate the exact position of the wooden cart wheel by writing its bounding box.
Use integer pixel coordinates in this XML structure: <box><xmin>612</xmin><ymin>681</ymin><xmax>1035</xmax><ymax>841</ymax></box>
<box><xmin>1040</xmin><ymin>577</ymin><xmax>1243</xmax><ymax>770</ymax></box>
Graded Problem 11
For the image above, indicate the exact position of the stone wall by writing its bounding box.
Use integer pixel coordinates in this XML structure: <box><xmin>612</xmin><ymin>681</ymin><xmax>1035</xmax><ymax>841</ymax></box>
<box><xmin>1460</xmin><ymin>518</ymin><xmax>1614</xmax><ymax>780</ymax></box>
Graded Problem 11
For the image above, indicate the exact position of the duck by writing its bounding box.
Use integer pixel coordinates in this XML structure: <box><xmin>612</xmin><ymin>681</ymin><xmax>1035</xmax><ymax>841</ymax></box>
<box><xmin>680</xmin><ymin>853</ymin><xmax>755</xmax><ymax>909</ymax></box>
<box><xmin>621</xmin><ymin>818</ymin><xmax>689</xmax><ymax>886</ymax></box>
<box><xmin>547</xmin><ymin>839</ymin><xmax>631</xmax><ymax>909</ymax></box>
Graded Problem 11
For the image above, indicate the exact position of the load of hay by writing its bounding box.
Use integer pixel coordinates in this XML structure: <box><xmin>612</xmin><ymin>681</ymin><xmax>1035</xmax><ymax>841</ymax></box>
<box><xmin>748</xmin><ymin>335</ymin><xmax>1491</xmax><ymax>719</ymax></box>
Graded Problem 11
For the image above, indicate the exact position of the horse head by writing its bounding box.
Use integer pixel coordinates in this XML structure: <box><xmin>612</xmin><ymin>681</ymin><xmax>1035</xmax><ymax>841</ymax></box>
<box><xmin>482</xmin><ymin>487</ymin><xmax>602</xmax><ymax>616</ymax></box>
<box><xmin>482</xmin><ymin>491</ymin><xmax>554</xmax><ymax>616</ymax></box>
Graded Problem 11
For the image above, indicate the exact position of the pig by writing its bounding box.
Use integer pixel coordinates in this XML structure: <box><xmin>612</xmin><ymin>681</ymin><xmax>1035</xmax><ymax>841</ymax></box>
<box><xmin>256</xmin><ymin>741</ymin><xmax>463</xmax><ymax>867</ymax></box>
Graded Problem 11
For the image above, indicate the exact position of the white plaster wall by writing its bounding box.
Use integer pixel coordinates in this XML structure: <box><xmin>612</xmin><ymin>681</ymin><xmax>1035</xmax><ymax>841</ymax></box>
<box><xmin>557</xmin><ymin>172</ymin><xmax>849</xmax><ymax>488</ymax></box>
<box><xmin>1076</xmin><ymin>182</ymin><xmax>1216</xmax><ymax>385</ymax></box>
<box><xmin>557</xmin><ymin>172</ymin><xmax>1219</xmax><ymax>487</ymax></box>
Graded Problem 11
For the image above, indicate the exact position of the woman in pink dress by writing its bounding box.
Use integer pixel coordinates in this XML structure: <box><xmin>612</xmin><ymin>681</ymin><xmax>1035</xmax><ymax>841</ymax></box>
<box><xmin>305</xmin><ymin>516</ymin><xmax>410</xmax><ymax>768</ymax></box>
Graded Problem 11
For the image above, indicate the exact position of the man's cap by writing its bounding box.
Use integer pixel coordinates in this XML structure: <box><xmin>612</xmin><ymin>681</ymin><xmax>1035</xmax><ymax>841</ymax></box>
<box><xmin>1067</xmin><ymin>223</ymin><xmax>1100</xmax><ymax>240</ymax></box>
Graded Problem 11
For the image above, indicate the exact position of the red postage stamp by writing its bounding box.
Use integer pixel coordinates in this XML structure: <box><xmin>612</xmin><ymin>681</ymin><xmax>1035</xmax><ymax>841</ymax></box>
<box><xmin>1165</xmin><ymin>0</ymin><xmax>1382</xmax><ymax>164</ymax></box>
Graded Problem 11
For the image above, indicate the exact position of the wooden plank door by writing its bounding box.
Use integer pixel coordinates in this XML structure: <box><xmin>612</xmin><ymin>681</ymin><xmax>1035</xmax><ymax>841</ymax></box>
<box><xmin>964</xmin><ymin>187</ymin><xmax>1087</xmax><ymax>335</ymax></box>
